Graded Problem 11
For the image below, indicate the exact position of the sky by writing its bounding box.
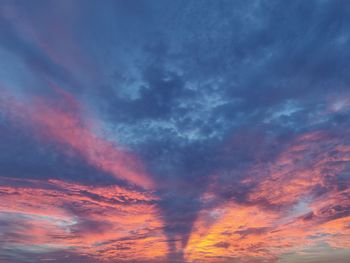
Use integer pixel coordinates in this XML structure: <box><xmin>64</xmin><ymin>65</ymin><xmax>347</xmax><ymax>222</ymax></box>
<box><xmin>0</xmin><ymin>0</ymin><xmax>350</xmax><ymax>262</ymax></box>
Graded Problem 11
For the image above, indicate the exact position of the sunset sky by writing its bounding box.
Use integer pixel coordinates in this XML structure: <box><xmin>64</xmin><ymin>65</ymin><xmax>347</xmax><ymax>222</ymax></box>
<box><xmin>0</xmin><ymin>1</ymin><xmax>350</xmax><ymax>263</ymax></box>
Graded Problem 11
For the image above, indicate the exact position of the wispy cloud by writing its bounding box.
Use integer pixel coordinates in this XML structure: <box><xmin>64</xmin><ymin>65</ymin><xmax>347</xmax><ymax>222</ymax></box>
<box><xmin>0</xmin><ymin>88</ymin><xmax>154</xmax><ymax>189</ymax></box>
<box><xmin>0</xmin><ymin>177</ymin><xmax>165</xmax><ymax>262</ymax></box>
<box><xmin>185</xmin><ymin>131</ymin><xmax>350</xmax><ymax>262</ymax></box>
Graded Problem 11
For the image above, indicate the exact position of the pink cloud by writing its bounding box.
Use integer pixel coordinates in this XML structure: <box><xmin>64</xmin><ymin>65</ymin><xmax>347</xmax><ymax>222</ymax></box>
<box><xmin>0</xmin><ymin>88</ymin><xmax>154</xmax><ymax>189</ymax></box>
<box><xmin>0</xmin><ymin>177</ymin><xmax>166</xmax><ymax>262</ymax></box>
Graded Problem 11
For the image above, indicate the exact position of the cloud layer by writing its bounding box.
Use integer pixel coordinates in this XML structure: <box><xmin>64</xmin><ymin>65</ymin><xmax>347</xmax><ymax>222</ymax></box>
<box><xmin>0</xmin><ymin>1</ymin><xmax>350</xmax><ymax>262</ymax></box>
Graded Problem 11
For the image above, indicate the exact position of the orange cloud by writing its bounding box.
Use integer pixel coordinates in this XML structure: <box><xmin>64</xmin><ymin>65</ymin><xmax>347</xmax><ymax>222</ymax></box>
<box><xmin>185</xmin><ymin>131</ymin><xmax>350</xmax><ymax>262</ymax></box>
<box><xmin>0</xmin><ymin>177</ymin><xmax>166</xmax><ymax>262</ymax></box>
<box><xmin>247</xmin><ymin>131</ymin><xmax>349</xmax><ymax>206</ymax></box>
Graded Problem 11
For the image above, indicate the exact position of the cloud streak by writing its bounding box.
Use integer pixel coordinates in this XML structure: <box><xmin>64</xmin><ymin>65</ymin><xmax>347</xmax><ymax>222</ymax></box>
<box><xmin>0</xmin><ymin>88</ymin><xmax>154</xmax><ymax>189</ymax></box>
<box><xmin>0</xmin><ymin>176</ymin><xmax>165</xmax><ymax>263</ymax></box>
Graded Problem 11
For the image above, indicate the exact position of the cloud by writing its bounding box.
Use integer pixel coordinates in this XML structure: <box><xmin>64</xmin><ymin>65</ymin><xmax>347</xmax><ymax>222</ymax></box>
<box><xmin>0</xmin><ymin>88</ymin><xmax>154</xmax><ymax>189</ymax></box>
<box><xmin>184</xmin><ymin>130</ymin><xmax>350</xmax><ymax>262</ymax></box>
<box><xmin>0</xmin><ymin>176</ymin><xmax>166</xmax><ymax>262</ymax></box>
<box><xmin>1</xmin><ymin>1</ymin><xmax>350</xmax><ymax>262</ymax></box>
